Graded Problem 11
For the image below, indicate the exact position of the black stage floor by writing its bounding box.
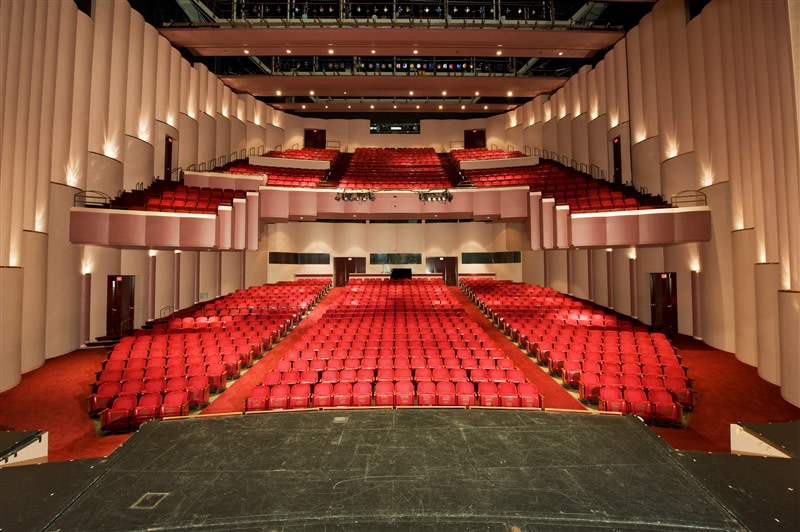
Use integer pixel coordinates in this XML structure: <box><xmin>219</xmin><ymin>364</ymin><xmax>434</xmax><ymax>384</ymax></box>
<box><xmin>0</xmin><ymin>409</ymin><xmax>772</xmax><ymax>531</ymax></box>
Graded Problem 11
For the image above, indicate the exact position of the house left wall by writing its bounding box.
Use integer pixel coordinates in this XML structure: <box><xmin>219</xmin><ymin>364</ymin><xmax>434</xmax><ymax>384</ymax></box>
<box><xmin>0</xmin><ymin>0</ymin><xmax>279</xmax><ymax>392</ymax></box>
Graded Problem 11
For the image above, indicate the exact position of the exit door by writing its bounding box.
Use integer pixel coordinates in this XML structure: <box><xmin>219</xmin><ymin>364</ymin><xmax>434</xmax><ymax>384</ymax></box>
<box><xmin>333</xmin><ymin>257</ymin><xmax>366</xmax><ymax>287</ymax></box>
<box><xmin>304</xmin><ymin>128</ymin><xmax>326</xmax><ymax>149</ymax></box>
<box><xmin>650</xmin><ymin>272</ymin><xmax>677</xmax><ymax>337</ymax></box>
<box><xmin>426</xmin><ymin>257</ymin><xmax>458</xmax><ymax>286</ymax></box>
<box><xmin>612</xmin><ymin>135</ymin><xmax>622</xmax><ymax>185</ymax></box>
<box><xmin>464</xmin><ymin>129</ymin><xmax>486</xmax><ymax>149</ymax></box>
<box><xmin>107</xmin><ymin>275</ymin><xmax>135</xmax><ymax>337</ymax></box>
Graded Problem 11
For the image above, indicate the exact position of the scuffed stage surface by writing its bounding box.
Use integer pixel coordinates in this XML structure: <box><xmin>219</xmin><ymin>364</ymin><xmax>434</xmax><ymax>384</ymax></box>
<box><xmin>2</xmin><ymin>409</ymin><xmax>743</xmax><ymax>531</ymax></box>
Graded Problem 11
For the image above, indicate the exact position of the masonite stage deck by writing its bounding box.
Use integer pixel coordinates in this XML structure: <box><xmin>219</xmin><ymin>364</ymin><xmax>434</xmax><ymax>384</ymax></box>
<box><xmin>2</xmin><ymin>409</ymin><xmax>743</xmax><ymax>531</ymax></box>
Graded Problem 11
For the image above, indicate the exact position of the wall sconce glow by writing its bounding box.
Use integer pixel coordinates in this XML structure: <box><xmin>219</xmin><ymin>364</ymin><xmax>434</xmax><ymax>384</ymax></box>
<box><xmin>558</xmin><ymin>104</ymin><xmax>567</xmax><ymax>119</ymax></box>
<box><xmin>138</xmin><ymin>118</ymin><xmax>151</xmax><ymax>142</ymax></box>
<box><xmin>167</xmin><ymin>113</ymin><xmax>177</xmax><ymax>128</ymax></box>
<box><xmin>634</xmin><ymin>130</ymin><xmax>646</xmax><ymax>144</ymax></box>
<box><xmin>544</xmin><ymin>106</ymin><xmax>552</xmax><ymax>121</ymax></box>
<box><xmin>35</xmin><ymin>206</ymin><xmax>46</xmax><ymax>232</ymax></box>
<box><xmin>690</xmin><ymin>259</ymin><xmax>701</xmax><ymax>273</ymax></box>
<box><xmin>81</xmin><ymin>258</ymin><xmax>94</xmax><ymax>275</ymax></box>
<box><xmin>103</xmin><ymin>136</ymin><xmax>119</xmax><ymax>159</ymax></box>
<box><xmin>148</xmin><ymin>249</ymin><xmax>158</xmax><ymax>257</ymax></box>
<box><xmin>606</xmin><ymin>248</ymin><xmax>613</xmax><ymax>253</ymax></box>
<box><xmin>610</xmin><ymin>114</ymin><xmax>619</xmax><ymax>128</ymax></box>
<box><xmin>700</xmin><ymin>165</ymin><xmax>714</xmax><ymax>187</ymax></box>
<box><xmin>666</xmin><ymin>140</ymin><xmax>678</xmax><ymax>159</ymax></box>
<box><xmin>589</xmin><ymin>101</ymin><xmax>599</xmax><ymax>120</ymax></box>
<box><xmin>65</xmin><ymin>160</ymin><xmax>81</xmax><ymax>187</ymax></box>
<box><xmin>757</xmin><ymin>246</ymin><xmax>766</xmax><ymax>264</ymax></box>
<box><xmin>510</xmin><ymin>117</ymin><xmax>517</xmax><ymax>128</ymax></box>
<box><xmin>628</xmin><ymin>247</ymin><xmax>637</xmax><ymax>260</ymax></box>
<box><xmin>174</xmin><ymin>250</ymin><xmax>181</xmax><ymax>254</ymax></box>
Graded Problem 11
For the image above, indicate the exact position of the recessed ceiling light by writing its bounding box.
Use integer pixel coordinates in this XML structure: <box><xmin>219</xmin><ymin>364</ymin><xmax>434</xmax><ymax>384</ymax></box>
<box><xmin>413</xmin><ymin>50</ymin><xmax>418</xmax><ymax>55</ymax></box>
<box><xmin>475</xmin><ymin>91</ymin><xmax>480</xmax><ymax>96</ymax></box>
<box><xmin>461</xmin><ymin>105</ymin><xmax>465</xmax><ymax>110</ymax></box>
<box><xmin>286</xmin><ymin>49</ymin><xmax>292</xmax><ymax>54</ymax></box>
<box><xmin>370</xmin><ymin>104</ymin><xmax>374</xmax><ymax>109</ymax></box>
<box><xmin>309</xmin><ymin>90</ymin><xmax>315</xmax><ymax>95</ymax></box>
<box><xmin>416</xmin><ymin>105</ymin><xmax>420</xmax><ymax>109</ymax></box>
<box><xmin>442</xmin><ymin>91</ymin><xmax>447</xmax><ymax>96</ymax></box>
<box><xmin>507</xmin><ymin>91</ymin><xmax>513</xmax><ymax>97</ymax></box>
<box><xmin>348</xmin><ymin>105</ymin><xmax>351</xmax><ymax>109</ymax></box>
<box><xmin>496</xmin><ymin>50</ymin><xmax>502</xmax><ymax>56</ymax></box>
<box><xmin>328</xmin><ymin>49</ymin><xmax>334</xmax><ymax>54</ymax></box>
<box><xmin>484</xmin><ymin>105</ymin><xmax>488</xmax><ymax>109</ymax></box>
<box><xmin>371</xmin><ymin>49</ymin><xmax>376</xmax><ymax>54</ymax></box>
<box><xmin>325</xmin><ymin>105</ymin><xmax>328</xmax><ymax>109</ymax></box>
<box><xmin>558</xmin><ymin>51</ymin><xmax>564</xmax><ymax>56</ymax></box>
<box><xmin>276</xmin><ymin>90</ymin><xmax>282</xmax><ymax>96</ymax></box>
<box><xmin>393</xmin><ymin>105</ymin><xmax>397</xmax><ymax>109</ymax></box>
<box><xmin>409</xmin><ymin>91</ymin><xmax>414</xmax><ymax>96</ymax></box>
<box><xmin>301</xmin><ymin>105</ymin><xmax>306</xmax><ymax>109</ymax></box>
<box><xmin>243</xmin><ymin>49</ymin><xmax>250</xmax><ymax>54</ymax></box>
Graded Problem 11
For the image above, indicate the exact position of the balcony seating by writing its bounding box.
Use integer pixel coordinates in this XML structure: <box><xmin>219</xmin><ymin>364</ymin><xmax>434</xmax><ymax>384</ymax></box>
<box><xmin>461</xmin><ymin>161</ymin><xmax>669</xmax><ymax>213</ymax></box>
<box><xmin>339</xmin><ymin>148</ymin><xmax>451</xmax><ymax>190</ymax></box>
<box><xmin>220</xmin><ymin>160</ymin><xmax>326</xmax><ymax>188</ymax></box>
<box><xmin>110</xmin><ymin>180</ymin><xmax>247</xmax><ymax>214</ymax></box>
<box><xmin>450</xmin><ymin>148</ymin><xmax>525</xmax><ymax>163</ymax></box>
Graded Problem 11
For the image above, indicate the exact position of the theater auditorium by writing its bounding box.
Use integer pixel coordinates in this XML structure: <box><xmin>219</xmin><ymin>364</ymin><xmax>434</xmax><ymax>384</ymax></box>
<box><xmin>1</xmin><ymin>1</ymin><xmax>799</xmax><ymax>530</ymax></box>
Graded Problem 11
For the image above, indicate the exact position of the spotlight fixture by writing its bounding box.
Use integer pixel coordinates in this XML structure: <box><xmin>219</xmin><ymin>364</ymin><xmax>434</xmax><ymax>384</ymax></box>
<box><xmin>418</xmin><ymin>190</ymin><xmax>454</xmax><ymax>203</ymax></box>
<box><xmin>335</xmin><ymin>190</ymin><xmax>376</xmax><ymax>203</ymax></box>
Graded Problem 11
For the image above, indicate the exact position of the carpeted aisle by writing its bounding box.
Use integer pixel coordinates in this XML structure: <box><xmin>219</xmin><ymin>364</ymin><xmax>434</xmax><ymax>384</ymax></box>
<box><xmin>652</xmin><ymin>336</ymin><xmax>800</xmax><ymax>453</ymax></box>
<box><xmin>450</xmin><ymin>286</ymin><xmax>586</xmax><ymax>411</ymax></box>
<box><xmin>0</xmin><ymin>348</ymin><xmax>131</xmax><ymax>462</ymax></box>
<box><xmin>201</xmin><ymin>288</ymin><xmax>343</xmax><ymax>415</ymax></box>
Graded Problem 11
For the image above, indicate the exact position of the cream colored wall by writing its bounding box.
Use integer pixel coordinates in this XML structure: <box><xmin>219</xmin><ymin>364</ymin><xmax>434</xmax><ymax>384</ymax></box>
<box><xmin>265</xmin><ymin>221</ymin><xmax>525</xmax><ymax>283</ymax></box>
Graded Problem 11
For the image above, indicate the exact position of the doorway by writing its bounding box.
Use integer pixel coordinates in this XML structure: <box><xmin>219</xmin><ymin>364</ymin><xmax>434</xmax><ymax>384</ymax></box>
<box><xmin>426</xmin><ymin>256</ymin><xmax>458</xmax><ymax>286</ymax></box>
<box><xmin>304</xmin><ymin>128</ymin><xmax>326</xmax><ymax>149</ymax></box>
<box><xmin>333</xmin><ymin>257</ymin><xmax>366</xmax><ymax>287</ymax></box>
<box><xmin>164</xmin><ymin>135</ymin><xmax>174</xmax><ymax>181</ymax></box>
<box><xmin>107</xmin><ymin>275</ymin><xmax>135</xmax><ymax>337</ymax></box>
<box><xmin>464</xmin><ymin>129</ymin><xmax>486</xmax><ymax>149</ymax></box>
<box><xmin>612</xmin><ymin>135</ymin><xmax>622</xmax><ymax>185</ymax></box>
<box><xmin>650</xmin><ymin>272</ymin><xmax>677</xmax><ymax>337</ymax></box>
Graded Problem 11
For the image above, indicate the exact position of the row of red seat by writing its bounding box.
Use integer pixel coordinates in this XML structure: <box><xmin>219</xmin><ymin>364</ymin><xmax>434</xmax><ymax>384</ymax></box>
<box><xmin>90</xmin><ymin>280</ymin><xmax>330</xmax><ymax>431</ymax></box>
<box><xmin>246</xmin><ymin>380</ymin><xmax>542</xmax><ymax>411</ymax></box>
<box><xmin>450</xmin><ymin>148</ymin><xmax>525</xmax><ymax>162</ymax></box>
<box><xmin>340</xmin><ymin>147</ymin><xmax>450</xmax><ymax>189</ymax></box>
<box><xmin>264</xmin><ymin>148</ymin><xmax>340</xmax><ymax>162</ymax></box>
<box><xmin>464</xmin><ymin>162</ymin><xmax>643</xmax><ymax>212</ymax></box>
<box><xmin>460</xmin><ymin>278</ymin><xmax>690</xmax><ymax>426</ymax></box>
<box><xmin>243</xmin><ymin>278</ymin><xmax>543</xmax><ymax>413</ymax></box>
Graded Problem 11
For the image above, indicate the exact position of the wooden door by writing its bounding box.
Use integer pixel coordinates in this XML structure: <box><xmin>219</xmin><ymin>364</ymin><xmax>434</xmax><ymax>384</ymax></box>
<box><xmin>650</xmin><ymin>272</ymin><xmax>677</xmax><ymax>337</ymax></box>
<box><xmin>426</xmin><ymin>256</ymin><xmax>458</xmax><ymax>286</ymax></box>
<box><xmin>464</xmin><ymin>129</ymin><xmax>486</xmax><ymax>149</ymax></box>
<box><xmin>333</xmin><ymin>257</ymin><xmax>365</xmax><ymax>287</ymax></box>
<box><xmin>304</xmin><ymin>128</ymin><xmax>326</xmax><ymax>149</ymax></box>
<box><xmin>107</xmin><ymin>275</ymin><xmax>135</xmax><ymax>337</ymax></box>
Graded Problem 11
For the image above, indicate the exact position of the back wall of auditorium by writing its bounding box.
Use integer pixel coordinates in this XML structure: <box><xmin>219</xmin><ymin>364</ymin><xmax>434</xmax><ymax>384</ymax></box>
<box><xmin>1</xmin><ymin>0</ymin><xmax>798</xmax><ymax>406</ymax></box>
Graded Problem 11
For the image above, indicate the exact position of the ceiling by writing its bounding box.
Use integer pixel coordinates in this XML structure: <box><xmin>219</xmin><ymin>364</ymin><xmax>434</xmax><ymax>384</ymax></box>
<box><xmin>130</xmin><ymin>1</ymin><xmax>657</xmax><ymax>119</ymax></box>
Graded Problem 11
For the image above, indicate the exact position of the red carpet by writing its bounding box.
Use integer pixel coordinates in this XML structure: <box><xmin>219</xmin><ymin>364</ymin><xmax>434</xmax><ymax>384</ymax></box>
<box><xmin>0</xmin><ymin>348</ymin><xmax>130</xmax><ymax>462</ymax></box>
<box><xmin>450</xmin><ymin>287</ymin><xmax>586</xmax><ymax>411</ymax></box>
<box><xmin>201</xmin><ymin>288</ymin><xmax>343</xmax><ymax>415</ymax></box>
<box><xmin>652</xmin><ymin>336</ymin><xmax>800</xmax><ymax>453</ymax></box>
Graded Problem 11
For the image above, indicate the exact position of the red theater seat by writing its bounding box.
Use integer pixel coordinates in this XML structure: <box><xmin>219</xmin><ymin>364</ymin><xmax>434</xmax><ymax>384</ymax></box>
<box><xmin>417</xmin><ymin>381</ymin><xmax>436</xmax><ymax>406</ymax></box>
<box><xmin>268</xmin><ymin>384</ymin><xmax>291</xmax><ymax>410</ymax></box>
<box><xmin>517</xmin><ymin>383</ymin><xmax>542</xmax><ymax>409</ymax></box>
<box><xmin>246</xmin><ymin>385</ymin><xmax>270</xmax><ymax>411</ymax></box>
<box><xmin>101</xmin><ymin>394</ymin><xmax>137</xmax><ymax>433</ymax></box>
<box><xmin>133</xmin><ymin>393</ymin><xmax>163</xmax><ymax>428</ymax></box>
<box><xmin>289</xmin><ymin>383</ymin><xmax>311</xmax><ymax>409</ymax></box>
<box><xmin>312</xmin><ymin>382</ymin><xmax>334</xmax><ymax>408</ymax></box>
<box><xmin>160</xmin><ymin>390</ymin><xmax>190</xmax><ymax>418</ymax></box>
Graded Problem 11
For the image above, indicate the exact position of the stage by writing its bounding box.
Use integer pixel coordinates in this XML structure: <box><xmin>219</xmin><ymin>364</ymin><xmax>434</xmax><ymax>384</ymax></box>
<box><xmin>2</xmin><ymin>408</ymin><xmax>789</xmax><ymax>531</ymax></box>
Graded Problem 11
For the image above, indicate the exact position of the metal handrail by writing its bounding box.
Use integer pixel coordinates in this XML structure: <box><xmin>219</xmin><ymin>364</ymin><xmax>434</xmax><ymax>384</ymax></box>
<box><xmin>73</xmin><ymin>190</ymin><xmax>112</xmax><ymax>208</ymax></box>
<box><xmin>670</xmin><ymin>190</ymin><xmax>707</xmax><ymax>207</ymax></box>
